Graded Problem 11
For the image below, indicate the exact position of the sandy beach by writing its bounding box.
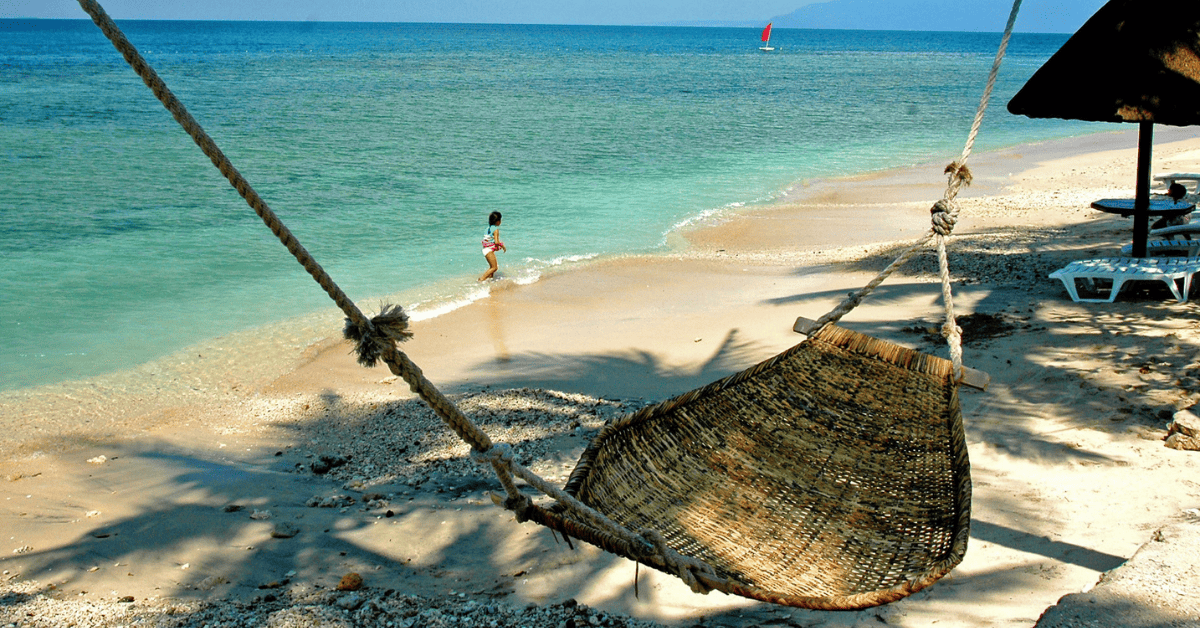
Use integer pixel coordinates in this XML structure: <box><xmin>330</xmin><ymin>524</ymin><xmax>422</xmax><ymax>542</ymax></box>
<box><xmin>3</xmin><ymin>128</ymin><xmax>1200</xmax><ymax>627</ymax></box>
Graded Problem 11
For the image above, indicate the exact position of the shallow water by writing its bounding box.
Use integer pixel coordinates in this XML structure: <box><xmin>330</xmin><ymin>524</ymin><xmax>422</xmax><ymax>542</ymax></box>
<box><xmin>0</xmin><ymin>20</ymin><xmax>1093</xmax><ymax>392</ymax></box>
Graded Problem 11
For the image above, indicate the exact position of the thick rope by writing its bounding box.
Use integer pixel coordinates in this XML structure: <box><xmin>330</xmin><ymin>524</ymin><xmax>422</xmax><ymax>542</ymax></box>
<box><xmin>75</xmin><ymin>0</ymin><xmax>504</xmax><ymax>482</ymax></box>
<box><xmin>813</xmin><ymin>0</ymin><xmax>1023</xmax><ymax>381</ymax></box>
<box><xmin>468</xmin><ymin>440</ymin><xmax>719</xmax><ymax>586</ymax></box>
<box><xmin>956</xmin><ymin>0</ymin><xmax>1024</xmax><ymax>176</ymax></box>
<box><xmin>935</xmin><ymin>0</ymin><xmax>1022</xmax><ymax>378</ymax></box>
<box><xmin>639</xmin><ymin>529</ymin><xmax>716</xmax><ymax>594</ymax></box>
<box><xmin>75</xmin><ymin>0</ymin><xmax>370</xmax><ymax>334</ymax></box>
<box><xmin>77</xmin><ymin>0</ymin><xmax>716</xmax><ymax>583</ymax></box>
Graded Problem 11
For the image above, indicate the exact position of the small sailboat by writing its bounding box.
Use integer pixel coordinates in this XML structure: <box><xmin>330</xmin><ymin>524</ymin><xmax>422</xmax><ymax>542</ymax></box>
<box><xmin>759</xmin><ymin>22</ymin><xmax>774</xmax><ymax>51</ymax></box>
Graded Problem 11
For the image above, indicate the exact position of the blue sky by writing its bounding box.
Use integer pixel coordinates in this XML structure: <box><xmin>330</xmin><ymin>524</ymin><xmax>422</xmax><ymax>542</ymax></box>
<box><xmin>3</xmin><ymin>0</ymin><xmax>1107</xmax><ymax>33</ymax></box>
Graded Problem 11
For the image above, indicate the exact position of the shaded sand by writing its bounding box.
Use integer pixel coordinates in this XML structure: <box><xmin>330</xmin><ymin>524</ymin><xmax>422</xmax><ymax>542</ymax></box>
<box><xmin>4</xmin><ymin>127</ymin><xmax>1200</xmax><ymax>626</ymax></box>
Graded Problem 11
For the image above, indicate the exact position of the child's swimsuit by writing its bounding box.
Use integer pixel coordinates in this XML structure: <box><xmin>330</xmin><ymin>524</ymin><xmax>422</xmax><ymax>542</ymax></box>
<box><xmin>482</xmin><ymin>224</ymin><xmax>501</xmax><ymax>255</ymax></box>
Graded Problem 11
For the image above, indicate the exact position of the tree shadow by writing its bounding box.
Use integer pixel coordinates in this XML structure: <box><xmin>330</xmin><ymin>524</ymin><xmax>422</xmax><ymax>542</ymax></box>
<box><xmin>765</xmin><ymin>220</ymin><xmax>1192</xmax><ymax>443</ymax></box>
<box><xmin>0</xmin><ymin>431</ymin><xmax>636</xmax><ymax>621</ymax></box>
<box><xmin>454</xmin><ymin>327</ymin><xmax>773</xmax><ymax>402</ymax></box>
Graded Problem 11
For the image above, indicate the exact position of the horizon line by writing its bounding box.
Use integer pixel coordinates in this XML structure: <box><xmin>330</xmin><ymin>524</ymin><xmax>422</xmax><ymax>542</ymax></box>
<box><xmin>0</xmin><ymin>17</ymin><xmax>1071</xmax><ymax>35</ymax></box>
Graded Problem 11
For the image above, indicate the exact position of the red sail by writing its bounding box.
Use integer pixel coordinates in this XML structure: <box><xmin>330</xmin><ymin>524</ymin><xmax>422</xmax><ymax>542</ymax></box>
<box><xmin>761</xmin><ymin>22</ymin><xmax>772</xmax><ymax>42</ymax></box>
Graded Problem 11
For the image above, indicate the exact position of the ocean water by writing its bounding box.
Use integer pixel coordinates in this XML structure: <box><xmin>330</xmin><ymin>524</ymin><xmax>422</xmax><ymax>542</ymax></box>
<box><xmin>1</xmin><ymin>20</ymin><xmax>1091</xmax><ymax>392</ymax></box>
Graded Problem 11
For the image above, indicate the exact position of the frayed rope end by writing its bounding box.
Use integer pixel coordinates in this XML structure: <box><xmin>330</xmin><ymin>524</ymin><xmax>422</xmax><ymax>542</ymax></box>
<box><xmin>944</xmin><ymin>162</ymin><xmax>973</xmax><ymax>187</ymax></box>
<box><xmin>344</xmin><ymin>303</ymin><xmax>414</xmax><ymax>367</ymax></box>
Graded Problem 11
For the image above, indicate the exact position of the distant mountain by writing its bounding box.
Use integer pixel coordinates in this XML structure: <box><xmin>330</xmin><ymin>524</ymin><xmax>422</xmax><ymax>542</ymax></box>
<box><xmin>769</xmin><ymin>0</ymin><xmax>1100</xmax><ymax>33</ymax></box>
<box><xmin>656</xmin><ymin>0</ymin><xmax>1101</xmax><ymax>33</ymax></box>
<box><xmin>771</xmin><ymin>0</ymin><xmax>1001</xmax><ymax>31</ymax></box>
<box><xmin>654</xmin><ymin>20</ymin><xmax>766</xmax><ymax>28</ymax></box>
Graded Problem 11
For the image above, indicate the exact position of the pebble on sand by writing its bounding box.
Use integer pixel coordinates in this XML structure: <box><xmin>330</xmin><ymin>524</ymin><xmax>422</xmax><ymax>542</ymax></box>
<box><xmin>336</xmin><ymin>572</ymin><xmax>364</xmax><ymax>591</ymax></box>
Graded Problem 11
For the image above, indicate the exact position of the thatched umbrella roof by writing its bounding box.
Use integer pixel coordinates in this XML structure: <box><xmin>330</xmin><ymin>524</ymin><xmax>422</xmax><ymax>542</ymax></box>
<box><xmin>1008</xmin><ymin>0</ymin><xmax>1200</xmax><ymax>257</ymax></box>
<box><xmin>1007</xmin><ymin>0</ymin><xmax>1200</xmax><ymax>126</ymax></box>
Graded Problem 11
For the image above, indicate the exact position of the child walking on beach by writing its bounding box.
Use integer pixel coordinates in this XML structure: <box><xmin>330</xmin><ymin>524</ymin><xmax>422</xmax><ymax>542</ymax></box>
<box><xmin>479</xmin><ymin>211</ymin><xmax>506</xmax><ymax>281</ymax></box>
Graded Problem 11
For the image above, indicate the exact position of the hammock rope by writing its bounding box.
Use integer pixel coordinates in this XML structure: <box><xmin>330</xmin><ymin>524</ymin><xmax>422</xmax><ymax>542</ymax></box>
<box><xmin>77</xmin><ymin>0</ymin><xmax>1022</xmax><ymax>609</ymax></box>
<box><xmin>814</xmin><ymin>0</ymin><xmax>1023</xmax><ymax>380</ymax></box>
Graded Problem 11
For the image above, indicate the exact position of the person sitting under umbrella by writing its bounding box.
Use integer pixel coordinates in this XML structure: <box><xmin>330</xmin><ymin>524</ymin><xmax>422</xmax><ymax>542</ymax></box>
<box><xmin>1153</xmin><ymin>182</ymin><xmax>1191</xmax><ymax>229</ymax></box>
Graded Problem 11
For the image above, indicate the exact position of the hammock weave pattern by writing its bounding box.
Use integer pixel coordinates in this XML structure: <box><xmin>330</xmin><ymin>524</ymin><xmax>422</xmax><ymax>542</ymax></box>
<box><xmin>524</xmin><ymin>324</ymin><xmax>971</xmax><ymax>610</ymax></box>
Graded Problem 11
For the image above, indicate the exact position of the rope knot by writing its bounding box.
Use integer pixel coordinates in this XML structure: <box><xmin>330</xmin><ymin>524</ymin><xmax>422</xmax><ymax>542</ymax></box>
<box><xmin>343</xmin><ymin>303</ymin><xmax>413</xmax><ymax>367</ymax></box>
<box><xmin>930</xmin><ymin>200</ymin><xmax>959</xmax><ymax>236</ymax></box>
<box><xmin>470</xmin><ymin>442</ymin><xmax>514</xmax><ymax>466</ymax></box>
<box><xmin>504</xmin><ymin>494</ymin><xmax>534</xmax><ymax>523</ymax></box>
<box><xmin>637</xmin><ymin>529</ymin><xmax>716</xmax><ymax>595</ymax></box>
<box><xmin>944</xmin><ymin>161</ymin><xmax>973</xmax><ymax>187</ymax></box>
<box><xmin>941</xmin><ymin>321</ymin><xmax>962</xmax><ymax>341</ymax></box>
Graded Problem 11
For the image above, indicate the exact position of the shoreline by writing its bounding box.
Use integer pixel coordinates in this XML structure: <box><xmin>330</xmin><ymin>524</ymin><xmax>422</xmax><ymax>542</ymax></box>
<box><xmin>4</xmin><ymin>128</ymin><xmax>1200</xmax><ymax>626</ymax></box>
<box><xmin>0</xmin><ymin>122</ymin><xmax>1151</xmax><ymax>399</ymax></box>
<box><xmin>0</xmin><ymin>126</ymin><xmax>1135</xmax><ymax>398</ymax></box>
<box><xmin>0</xmin><ymin>124</ymin><xmax>1190</xmax><ymax>463</ymax></box>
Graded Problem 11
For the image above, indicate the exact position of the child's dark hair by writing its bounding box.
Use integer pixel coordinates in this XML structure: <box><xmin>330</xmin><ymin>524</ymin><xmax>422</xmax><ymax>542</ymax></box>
<box><xmin>488</xmin><ymin>211</ymin><xmax>502</xmax><ymax>226</ymax></box>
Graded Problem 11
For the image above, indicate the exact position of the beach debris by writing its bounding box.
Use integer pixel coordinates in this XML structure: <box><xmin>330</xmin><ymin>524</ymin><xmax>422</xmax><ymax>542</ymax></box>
<box><xmin>249</xmin><ymin>509</ymin><xmax>272</xmax><ymax>520</ymax></box>
<box><xmin>336</xmin><ymin>593</ymin><xmax>364</xmax><ymax>610</ymax></box>
<box><xmin>904</xmin><ymin>312</ymin><xmax>1021</xmax><ymax>345</ymax></box>
<box><xmin>306</xmin><ymin>494</ymin><xmax>356</xmax><ymax>508</ymax></box>
<box><xmin>196</xmin><ymin>575</ymin><xmax>227</xmax><ymax>591</ymax></box>
<box><xmin>1169</xmin><ymin>407</ymin><xmax>1198</xmax><ymax>436</ymax></box>
<box><xmin>311</xmin><ymin>454</ymin><xmax>349</xmax><ymax>475</ymax></box>
<box><xmin>86</xmin><ymin>566</ymin><xmax>99</xmax><ymax>572</ymax></box>
<box><xmin>336</xmin><ymin>572</ymin><xmax>364</xmax><ymax>591</ymax></box>
<box><xmin>0</xmin><ymin>577</ymin><xmax>670</xmax><ymax>626</ymax></box>
<box><xmin>180</xmin><ymin>563</ymin><xmax>190</xmax><ymax>570</ymax></box>
<box><xmin>271</xmin><ymin>522</ymin><xmax>299</xmax><ymax>539</ymax></box>
<box><xmin>1165</xmin><ymin>408</ymin><xmax>1200</xmax><ymax>451</ymax></box>
<box><xmin>285</xmin><ymin>389</ymin><xmax>639</xmax><ymax>493</ymax></box>
<box><xmin>87</xmin><ymin>455</ymin><xmax>107</xmax><ymax>465</ymax></box>
<box><xmin>12</xmin><ymin>546</ymin><xmax>32</xmax><ymax>555</ymax></box>
<box><xmin>267</xmin><ymin>605</ymin><xmax>353</xmax><ymax>627</ymax></box>
<box><xmin>85</xmin><ymin>510</ymin><xmax>100</xmax><ymax>518</ymax></box>
<box><xmin>1165</xmin><ymin>434</ymin><xmax>1200</xmax><ymax>451</ymax></box>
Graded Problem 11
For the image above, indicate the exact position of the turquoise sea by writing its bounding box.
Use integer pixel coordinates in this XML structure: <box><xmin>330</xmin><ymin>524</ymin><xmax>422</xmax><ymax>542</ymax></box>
<box><xmin>1</xmin><ymin>20</ymin><xmax>1093</xmax><ymax>392</ymax></box>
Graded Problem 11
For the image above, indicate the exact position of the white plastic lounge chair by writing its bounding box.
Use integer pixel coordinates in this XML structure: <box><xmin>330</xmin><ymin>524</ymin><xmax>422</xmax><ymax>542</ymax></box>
<box><xmin>1154</xmin><ymin>173</ymin><xmax>1200</xmax><ymax>192</ymax></box>
<box><xmin>1149</xmin><ymin>223</ymin><xmax>1200</xmax><ymax>240</ymax></box>
<box><xmin>1049</xmin><ymin>257</ymin><xmax>1200</xmax><ymax>303</ymax></box>
<box><xmin>1118</xmin><ymin>239</ymin><xmax>1200</xmax><ymax>257</ymax></box>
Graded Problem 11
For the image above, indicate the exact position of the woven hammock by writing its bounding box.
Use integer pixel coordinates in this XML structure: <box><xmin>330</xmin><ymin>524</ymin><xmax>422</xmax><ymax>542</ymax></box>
<box><xmin>76</xmin><ymin>0</ymin><xmax>1022</xmax><ymax>612</ymax></box>
<box><xmin>519</xmin><ymin>323</ymin><xmax>970</xmax><ymax>609</ymax></box>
